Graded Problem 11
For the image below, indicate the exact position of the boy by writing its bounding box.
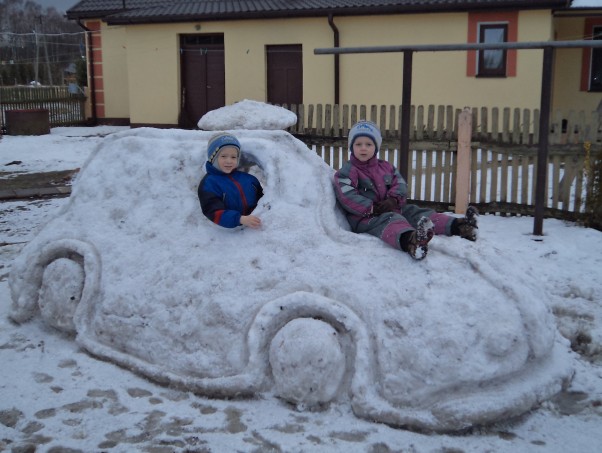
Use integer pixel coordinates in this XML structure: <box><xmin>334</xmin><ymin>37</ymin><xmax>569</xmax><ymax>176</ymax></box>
<box><xmin>198</xmin><ymin>133</ymin><xmax>264</xmax><ymax>229</ymax></box>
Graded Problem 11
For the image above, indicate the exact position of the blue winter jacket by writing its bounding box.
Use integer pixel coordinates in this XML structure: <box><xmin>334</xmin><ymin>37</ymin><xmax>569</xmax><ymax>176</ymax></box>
<box><xmin>198</xmin><ymin>162</ymin><xmax>264</xmax><ymax>228</ymax></box>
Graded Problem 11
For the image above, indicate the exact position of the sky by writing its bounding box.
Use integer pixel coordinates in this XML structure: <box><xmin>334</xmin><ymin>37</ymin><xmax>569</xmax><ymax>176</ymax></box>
<box><xmin>0</xmin><ymin>101</ymin><xmax>601</xmax><ymax>450</ymax></box>
<box><xmin>36</xmin><ymin>0</ymin><xmax>79</xmax><ymax>13</ymax></box>
<box><xmin>572</xmin><ymin>0</ymin><xmax>602</xmax><ymax>6</ymax></box>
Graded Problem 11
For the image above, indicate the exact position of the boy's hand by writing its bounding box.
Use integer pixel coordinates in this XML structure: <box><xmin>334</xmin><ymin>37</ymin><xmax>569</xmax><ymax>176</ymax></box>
<box><xmin>240</xmin><ymin>215</ymin><xmax>262</xmax><ymax>229</ymax></box>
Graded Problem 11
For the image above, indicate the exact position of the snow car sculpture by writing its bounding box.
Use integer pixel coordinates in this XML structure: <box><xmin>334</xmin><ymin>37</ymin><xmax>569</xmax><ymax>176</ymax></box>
<box><xmin>9</xmin><ymin>100</ymin><xmax>573</xmax><ymax>431</ymax></box>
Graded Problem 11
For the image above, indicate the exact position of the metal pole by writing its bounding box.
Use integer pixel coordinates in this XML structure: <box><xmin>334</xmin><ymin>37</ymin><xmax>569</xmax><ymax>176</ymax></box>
<box><xmin>534</xmin><ymin>46</ymin><xmax>554</xmax><ymax>236</ymax></box>
<box><xmin>327</xmin><ymin>14</ymin><xmax>340</xmax><ymax>105</ymax></box>
<box><xmin>400</xmin><ymin>50</ymin><xmax>413</xmax><ymax>181</ymax></box>
<box><xmin>315</xmin><ymin>39</ymin><xmax>602</xmax><ymax>55</ymax></box>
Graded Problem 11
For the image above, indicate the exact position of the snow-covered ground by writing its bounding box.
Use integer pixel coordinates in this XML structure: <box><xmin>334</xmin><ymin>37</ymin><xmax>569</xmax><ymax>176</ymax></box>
<box><xmin>1</xmin><ymin>119</ymin><xmax>601</xmax><ymax>452</ymax></box>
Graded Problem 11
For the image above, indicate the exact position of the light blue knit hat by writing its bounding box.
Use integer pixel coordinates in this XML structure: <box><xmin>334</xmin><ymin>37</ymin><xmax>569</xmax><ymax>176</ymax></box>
<box><xmin>207</xmin><ymin>133</ymin><xmax>241</xmax><ymax>165</ymax></box>
<box><xmin>348</xmin><ymin>120</ymin><xmax>382</xmax><ymax>153</ymax></box>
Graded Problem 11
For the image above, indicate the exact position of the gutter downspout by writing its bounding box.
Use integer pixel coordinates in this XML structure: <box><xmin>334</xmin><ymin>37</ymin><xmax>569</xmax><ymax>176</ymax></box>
<box><xmin>327</xmin><ymin>14</ymin><xmax>340</xmax><ymax>105</ymax></box>
<box><xmin>77</xmin><ymin>19</ymin><xmax>97</xmax><ymax>125</ymax></box>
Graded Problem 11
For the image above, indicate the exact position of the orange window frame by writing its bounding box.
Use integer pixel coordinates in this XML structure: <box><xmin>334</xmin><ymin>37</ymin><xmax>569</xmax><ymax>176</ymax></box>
<box><xmin>467</xmin><ymin>11</ymin><xmax>518</xmax><ymax>77</ymax></box>
<box><xmin>580</xmin><ymin>18</ymin><xmax>602</xmax><ymax>91</ymax></box>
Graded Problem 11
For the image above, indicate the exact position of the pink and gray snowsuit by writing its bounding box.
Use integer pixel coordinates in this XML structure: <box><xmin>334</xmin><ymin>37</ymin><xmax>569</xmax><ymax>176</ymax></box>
<box><xmin>333</xmin><ymin>154</ymin><xmax>455</xmax><ymax>250</ymax></box>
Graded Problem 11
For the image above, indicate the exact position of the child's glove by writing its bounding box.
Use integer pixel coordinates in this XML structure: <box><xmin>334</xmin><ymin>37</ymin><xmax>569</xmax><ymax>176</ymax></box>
<box><xmin>373</xmin><ymin>197</ymin><xmax>399</xmax><ymax>215</ymax></box>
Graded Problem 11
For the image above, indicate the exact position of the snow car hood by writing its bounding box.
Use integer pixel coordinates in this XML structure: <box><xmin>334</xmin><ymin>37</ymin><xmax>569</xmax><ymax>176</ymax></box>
<box><xmin>9</xmin><ymin>101</ymin><xmax>572</xmax><ymax>432</ymax></box>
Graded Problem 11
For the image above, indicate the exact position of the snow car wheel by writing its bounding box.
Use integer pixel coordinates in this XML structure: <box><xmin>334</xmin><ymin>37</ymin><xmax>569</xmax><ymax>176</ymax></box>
<box><xmin>39</xmin><ymin>257</ymin><xmax>84</xmax><ymax>332</ymax></box>
<box><xmin>9</xmin><ymin>239</ymin><xmax>101</xmax><ymax>331</ymax></box>
<box><xmin>269</xmin><ymin>318</ymin><xmax>345</xmax><ymax>407</ymax></box>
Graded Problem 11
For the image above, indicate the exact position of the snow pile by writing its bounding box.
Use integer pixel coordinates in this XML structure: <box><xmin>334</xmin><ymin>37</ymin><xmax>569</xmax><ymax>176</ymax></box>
<box><xmin>198</xmin><ymin>99</ymin><xmax>297</xmax><ymax>130</ymax></box>
<box><xmin>8</xmin><ymin>101</ymin><xmax>573</xmax><ymax>432</ymax></box>
<box><xmin>0</xmin><ymin>126</ymin><xmax>129</xmax><ymax>173</ymax></box>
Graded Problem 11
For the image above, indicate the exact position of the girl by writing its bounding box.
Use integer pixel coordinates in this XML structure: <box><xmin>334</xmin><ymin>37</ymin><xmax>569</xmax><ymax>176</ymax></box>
<box><xmin>333</xmin><ymin>120</ymin><xmax>477</xmax><ymax>259</ymax></box>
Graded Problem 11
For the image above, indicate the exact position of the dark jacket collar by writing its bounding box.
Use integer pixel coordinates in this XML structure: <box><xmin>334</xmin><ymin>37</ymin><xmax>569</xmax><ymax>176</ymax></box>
<box><xmin>206</xmin><ymin>161</ymin><xmax>230</xmax><ymax>176</ymax></box>
<box><xmin>350</xmin><ymin>153</ymin><xmax>378</xmax><ymax>169</ymax></box>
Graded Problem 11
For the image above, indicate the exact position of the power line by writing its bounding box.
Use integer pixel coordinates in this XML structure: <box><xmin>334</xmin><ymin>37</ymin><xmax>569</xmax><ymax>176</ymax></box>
<box><xmin>1</xmin><ymin>55</ymin><xmax>84</xmax><ymax>65</ymax></box>
<box><xmin>0</xmin><ymin>31</ymin><xmax>88</xmax><ymax>37</ymax></box>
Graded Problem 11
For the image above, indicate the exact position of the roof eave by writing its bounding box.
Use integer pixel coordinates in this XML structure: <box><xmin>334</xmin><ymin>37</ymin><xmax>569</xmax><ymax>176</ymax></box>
<box><xmin>66</xmin><ymin>9</ymin><xmax>130</xmax><ymax>21</ymax></box>
<box><xmin>554</xmin><ymin>8</ymin><xmax>602</xmax><ymax>17</ymax></box>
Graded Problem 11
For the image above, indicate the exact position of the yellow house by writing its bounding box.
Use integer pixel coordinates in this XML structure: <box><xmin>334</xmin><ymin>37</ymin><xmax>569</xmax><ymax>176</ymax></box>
<box><xmin>65</xmin><ymin>0</ymin><xmax>602</xmax><ymax>128</ymax></box>
<box><xmin>553</xmin><ymin>2</ymin><xmax>602</xmax><ymax>117</ymax></box>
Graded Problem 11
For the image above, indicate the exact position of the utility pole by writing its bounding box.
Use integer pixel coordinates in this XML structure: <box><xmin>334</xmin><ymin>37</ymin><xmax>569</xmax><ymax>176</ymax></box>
<box><xmin>33</xmin><ymin>27</ymin><xmax>39</xmax><ymax>85</ymax></box>
<box><xmin>40</xmin><ymin>16</ymin><xmax>53</xmax><ymax>85</ymax></box>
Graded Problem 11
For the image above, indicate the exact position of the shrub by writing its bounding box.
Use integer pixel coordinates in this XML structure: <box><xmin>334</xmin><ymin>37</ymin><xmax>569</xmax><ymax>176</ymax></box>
<box><xmin>75</xmin><ymin>58</ymin><xmax>88</xmax><ymax>88</ymax></box>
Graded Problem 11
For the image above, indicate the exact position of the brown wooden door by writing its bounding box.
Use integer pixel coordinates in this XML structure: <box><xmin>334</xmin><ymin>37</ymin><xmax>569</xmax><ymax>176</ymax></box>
<box><xmin>179</xmin><ymin>35</ymin><xmax>225</xmax><ymax>128</ymax></box>
<box><xmin>267</xmin><ymin>44</ymin><xmax>302</xmax><ymax>105</ymax></box>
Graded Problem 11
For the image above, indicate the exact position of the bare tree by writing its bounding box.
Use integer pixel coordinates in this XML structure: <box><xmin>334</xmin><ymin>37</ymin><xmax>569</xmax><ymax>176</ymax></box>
<box><xmin>0</xmin><ymin>0</ymin><xmax>85</xmax><ymax>86</ymax></box>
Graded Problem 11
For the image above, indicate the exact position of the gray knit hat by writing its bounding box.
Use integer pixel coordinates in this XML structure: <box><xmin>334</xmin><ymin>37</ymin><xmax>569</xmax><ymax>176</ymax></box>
<box><xmin>348</xmin><ymin>120</ymin><xmax>382</xmax><ymax>152</ymax></box>
<box><xmin>207</xmin><ymin>133</ymin><xmax>241</xmax><ymax>165</ymax></box>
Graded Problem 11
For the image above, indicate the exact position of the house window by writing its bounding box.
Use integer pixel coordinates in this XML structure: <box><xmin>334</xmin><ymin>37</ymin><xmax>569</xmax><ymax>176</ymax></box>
<box><xmin>467</xmin><ymin>11</ymin><xmax>517</xmax><ymax>78</ymax></box>
<box><xmin>580</xmin><ymin>18</ymin><xmax>602</xmax><ymax>91</ymax></box>
<box><xmin>478</xmin><ymin>24</ymin><xmax>508</xmax><ymax>77</ymax></box>
<box><xmin>589</xmin><ymin>26</ymin><xmax>602</xmax><ymax>91</ymax></box>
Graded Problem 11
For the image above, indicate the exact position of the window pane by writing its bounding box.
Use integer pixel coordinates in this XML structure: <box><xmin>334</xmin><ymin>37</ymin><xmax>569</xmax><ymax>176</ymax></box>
<box><xmin>590</xmin><ymin>27</ymin><xmax>602</xmax><ymax>91</ymax></box>
<box><xmin>478</xmin><ymin>24</ymin><xmax>507</xmax><ymax>77</ymax></box>
<box><xmin>483</xmin><ymin>29</ymin><xmax>505</xmax><ymax>70</ymax></box>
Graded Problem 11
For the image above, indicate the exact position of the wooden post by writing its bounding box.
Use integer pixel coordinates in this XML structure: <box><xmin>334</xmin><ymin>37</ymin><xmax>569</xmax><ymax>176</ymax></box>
<box><xmin>455</xmin><ymin>107</ymin><xmax>472</xmax><ymax>214</ymax></box>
